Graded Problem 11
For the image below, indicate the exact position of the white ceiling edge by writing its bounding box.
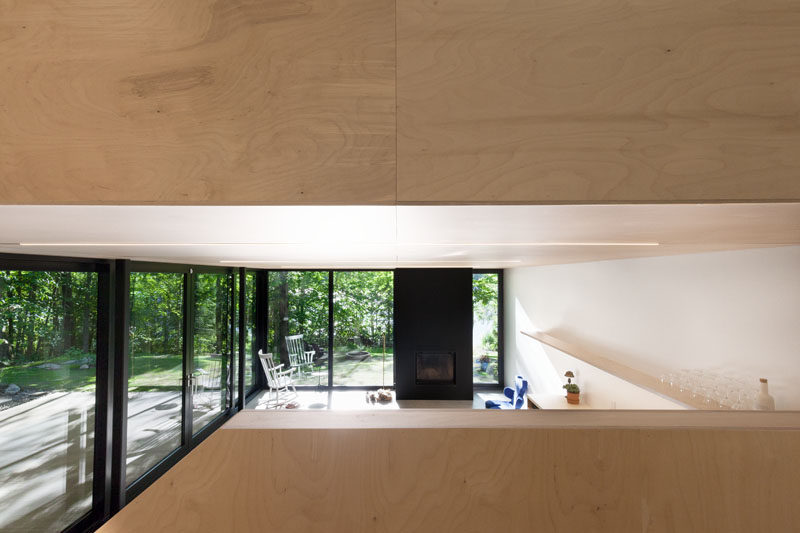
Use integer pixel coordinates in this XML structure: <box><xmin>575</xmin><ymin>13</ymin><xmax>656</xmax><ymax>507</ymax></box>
<box><xmin>0</xmin><ymin>203</ymin><xmax>798</xmax><ymax>269</ymax></box>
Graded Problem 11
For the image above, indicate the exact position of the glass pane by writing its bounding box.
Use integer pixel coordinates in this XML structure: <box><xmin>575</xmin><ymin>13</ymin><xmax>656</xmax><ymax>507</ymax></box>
<box><xmin>192</xmin><ymin>273</ymin><xmax>231</xmax><ymax>434</ymax></box>
<box><xmin>268</xmin><ymin>271</ymin><xmax>329</xmax><ymax>387</ymax></box>
<box><xmin>245</xmin><ymin>272</ymin><xmax>256</xmax><ymax>392</ymax></box>
<box><xmin>0</xmin><ymin>270</ymin><xmax>97</xmax><ymax>532</ymax></box>
<box><xmin>127</xmin><ymin>272</ymin><xmax>183</xmax><ymax>484</ymax></box>
<box><xmin>473</xmin><ymin>273</ymin><xmax>499</xmax><ymax>384</ymax></box>
<box><xmin>332</xmin><ymin>271</ymin><xmax>394</xmax><ymax>387</ymax></box>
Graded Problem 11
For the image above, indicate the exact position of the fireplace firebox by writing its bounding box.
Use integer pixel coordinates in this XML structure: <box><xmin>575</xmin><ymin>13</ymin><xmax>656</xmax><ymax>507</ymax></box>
<box><xmin>415</xmin><ymin>352</ymin><xmax>456</xmax><ymax>385</ymax></box>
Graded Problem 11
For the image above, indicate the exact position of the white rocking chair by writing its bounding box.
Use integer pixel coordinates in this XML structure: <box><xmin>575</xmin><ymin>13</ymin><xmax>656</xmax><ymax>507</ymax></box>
<box><xmin>285</xmin><ymin>334</ymin><xmax>315</xmax><ymax>376</ymax></box>
<box><xmin>258</xmin><ymin>350</ymin><xmax>297</xmax><ymax>409</ymax></box>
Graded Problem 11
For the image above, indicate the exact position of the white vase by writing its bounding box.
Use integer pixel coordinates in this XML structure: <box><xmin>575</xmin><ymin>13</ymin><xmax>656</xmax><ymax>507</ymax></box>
<box><xmin>754</xmin><ymin>378</ymin><xmax>775</xmax><ymax>411</ymax></box>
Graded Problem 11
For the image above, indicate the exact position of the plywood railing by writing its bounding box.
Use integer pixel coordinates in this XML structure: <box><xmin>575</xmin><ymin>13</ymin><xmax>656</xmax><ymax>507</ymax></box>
<box><xmin>99</xmin><ymin>409</ymin><xmax>800</xmax><ymax>533</ymax></box>
<box><xmin>521</xmin><ymin>330</ymin><xmax>717</xmax><ymax>410</ymax></box>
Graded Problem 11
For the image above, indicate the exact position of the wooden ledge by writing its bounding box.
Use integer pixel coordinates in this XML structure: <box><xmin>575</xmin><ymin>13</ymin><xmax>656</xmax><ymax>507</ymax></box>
<box><xmin>523</xmin><ymin>330</ymin><xmax>710</xmax><ymax>409</ymax></box>
<box><xmin>225</xmin><ymin>409</ymin><xmax>800</xmax><ymax>431</ymax></box>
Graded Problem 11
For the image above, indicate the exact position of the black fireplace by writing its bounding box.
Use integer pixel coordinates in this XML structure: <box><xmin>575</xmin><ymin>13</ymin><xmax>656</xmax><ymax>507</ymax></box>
<box><xmin>394</xmin><ymin>269</ymin><xmax>473</xmax><ymax>400</ymax></box>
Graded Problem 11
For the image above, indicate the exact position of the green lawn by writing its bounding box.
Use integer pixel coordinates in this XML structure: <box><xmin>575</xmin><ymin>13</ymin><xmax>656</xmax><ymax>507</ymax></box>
<box><xmin>0</xmin><ymin>352</ymin><xmax>96</xmax><ymax>392</ymax></box>
<box><xmin>2</xmin><ymin>348</ymin><xmax>400</xmax><ymax>394</ymax></box>
<box><xmin>128</xmin><ymin>353</ymin><xmax>183</xmax><ymax>391</ymax></box>
<box><xmin>292</xmin><ymin>348</ymin><xmax>394</xmax><ymax>386</ymax></box>
<box><xmin>0</xmin><ymin>352</ymin><xmax>224</xmax><ymax>393</ymax></box>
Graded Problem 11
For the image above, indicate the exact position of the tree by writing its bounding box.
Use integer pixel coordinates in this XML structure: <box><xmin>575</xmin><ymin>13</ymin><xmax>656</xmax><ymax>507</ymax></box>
<box><xmin>473</xmin><ymin>273</ymin><xmax>499</xmax><ymax>352</ymax></box>
<box><xmin>0</xmin><ymin>269</ymin><xmax>99</xmax><ymax>365</ymax></box>
<box><xmin>275</xmin><ymin>271</ymin><xmax>290</xmax><ymax>367</ymax></box>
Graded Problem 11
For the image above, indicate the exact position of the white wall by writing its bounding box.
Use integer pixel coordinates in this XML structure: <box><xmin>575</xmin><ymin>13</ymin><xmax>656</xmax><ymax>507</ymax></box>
<box><xmin>505</xmin><ymin>246</ymin><xmax>800</xmax><ymax>409</ymax></box>
<box><xmin>518</xmin><ymin>338</ymin><xmax>685</xmax><ymax>409</ymax></box>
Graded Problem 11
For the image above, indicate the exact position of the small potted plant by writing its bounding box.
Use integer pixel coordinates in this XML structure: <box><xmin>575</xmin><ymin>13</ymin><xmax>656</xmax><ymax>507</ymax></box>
<box><xmin>479</xmin><ymin>354</ymin><xmax>490</xmax><ymax>372</ymax></box>
<box><xmin>563</xmin><ymin>370</ymin><xmax>580</xmax><ymax>404</ymax></box>
<box><xmin>563</xmin><ymin>382</ymin><xmax>581</xmax><ymax>404</ymax></box>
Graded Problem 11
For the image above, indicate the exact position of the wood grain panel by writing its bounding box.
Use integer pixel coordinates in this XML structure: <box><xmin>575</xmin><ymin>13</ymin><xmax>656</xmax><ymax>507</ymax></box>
<box><xmin>100</xmin><ymin>411</ymin><xmax>800</xmax><ymax>533</ymax></box>
<box><xmin>225</xmin><ymin>407</ymin><xmax>800</xmax><ymax>430</ymax></box>
<box><xmin>0</xmin><ymin>0</ymin><xmax>396</xmax><ymax>204</ymax></box>
<box><xmin>640</xmin><ymin>429</ymin><xmax>800</xmax><ymax>531</ymax></box>
<box><xmin>397</xmin><ymin>0</ymin><xmax>800</xmax><ymax>203</ymax></box>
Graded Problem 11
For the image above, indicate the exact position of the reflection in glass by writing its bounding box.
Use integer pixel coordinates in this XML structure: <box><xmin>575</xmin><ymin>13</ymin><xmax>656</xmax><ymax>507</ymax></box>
<box><xmin>127</xmin><ymin>272</ymin><xmax>183</xmax><ymax>484</ymax></box>
<box><xmin>0</xmin><ymin>270</ymin><xmax>97</xmax><ymax>531</ymax></box>
<box><xmin>268</xmin><ymin>272</ymin><xmax>329</xmax><ymax>387</ymax></box>
<box><xmin>245</xmin><ymin>272</ymin><xmax>257</xmax><ymax>392</ymax></box>
<box><xmin>332</xmin><ymin>271</ymin><xmax>394</xmax><ymax>387</ymax></box>
<box><xmin>473</xmin><ymin>273</ymin><xmax>499</xmax><ymax>384</ymax></box>
<box><xmin>192</xmin><ymin>273</ymin><xmax>232</xmax><ymax>434</ymax></box>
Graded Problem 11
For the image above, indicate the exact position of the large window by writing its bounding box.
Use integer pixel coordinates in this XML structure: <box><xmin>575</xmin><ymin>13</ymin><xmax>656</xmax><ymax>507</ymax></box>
<box><xmin>473</xmin><ymin>272</ymin><xmax>500</xmax><ymax>385</ymax></box>
<box><xmin>127</xmin><ymin>267</ymin><xmax>234</xmax><ymax>488</ymax></box>
<box><xmin>191</xmin><ymin>272</ymin><xmax>232</xmax><ymax>433</ymax></box>
<box><xmin>1</xmin><ymin>256</ymin><xmax>244</xmax><ymax>532</ymax></box>
<box><xmin>267</xmin><ymin>271</ymin><xmax>329</xmax><ymax>387</ymax></box>
<box><xmin>264</xmin><ymin>270</ymin><xmax>394</xmax><ymax>389</ymax></box>
<box><xmin>0</xmin><ymin>269</ymin><xmax>98</xmax><ymax>532</ymax></box>
<box><xmin>127</xmin><ymin>272</ymin><xmax>184</xmax><ymax>484</ymax></box>
<box><xmin>332</xmin><ymin>271</ymin><xmax>393</xmax><ymax>387</ymax></box>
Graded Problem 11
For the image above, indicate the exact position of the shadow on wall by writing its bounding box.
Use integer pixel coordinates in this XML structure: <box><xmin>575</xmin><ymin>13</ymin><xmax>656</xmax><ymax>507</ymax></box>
<box><xmin>505</xmin><ymin>247</ymin><xmax>800</xmax><ymax>409</ymax></box>
<box><xmin>509</xmin><ymin>297</ymin><xmax>686</xmax><ymax>410</ymax></box>
<box><xmin>510</xmin><ymin>298</ymin><xmax>561</xmax><ymax>394</ymax></box>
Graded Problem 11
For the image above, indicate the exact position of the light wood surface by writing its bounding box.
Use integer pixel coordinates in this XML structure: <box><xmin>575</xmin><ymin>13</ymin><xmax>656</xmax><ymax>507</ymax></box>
<box><xmin>100</xmin><ymin>410</ymin><xmax>800</xmax><ymax>533</ymax></box>
<box><xmin>0</xmin><ymin>0</ymin><xmax>396</xmax><ymax>204</ymax></box>
<box><xmin>4</xmin><ymin>1</ymin><xmax>800</xmax><ymax>205</ymax></box>
<box><xmin>523</xmin><ymin>330</ymin><xmax>716</xmax><ymax>409</ymax></box>
<box><xmin>397</xmin><ymin>0</ymin><xmax>800</xmax><ymax>203</ymax></box>
<box><xmin>528</xmin><ymin>392</ymin><xmax>593</xmax><ymax>410</ymax></box>
<box><xmin>224</xmin><ymin>408</ymin><xmax>800</xmax><ymax>430</ymax></box>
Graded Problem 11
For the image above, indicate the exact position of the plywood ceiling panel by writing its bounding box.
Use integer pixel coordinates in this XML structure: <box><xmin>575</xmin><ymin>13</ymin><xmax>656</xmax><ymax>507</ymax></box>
<box><xmin>397</xmin><ymin>0</ymin><xmax>800</xmax><ymax>203</ymax></box>
<box><xmin>0</xmin><ymin>0</ymin><xmax>396</xmax><ymax>204</ymax></box>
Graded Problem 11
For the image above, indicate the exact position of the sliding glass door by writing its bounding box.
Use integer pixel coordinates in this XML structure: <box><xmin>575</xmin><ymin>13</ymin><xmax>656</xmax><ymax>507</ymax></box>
<box><xmin>127</xmin><ymin>271</ymin><xmax>184</xmax><ymax>484</ymax></box>
<box><xmin>191</xmin><ymin>271</ymin><xmax>232</xmax><ymax>434</ymax></box>
<box><xmin>1</xmin><ymin>256</ymin><xmax>243</xmax><ymax>531</ymax></box>
<box><xmin>126</xmin><ymin>266</ymin><xmax>233</xmax><ymax>489</ymax></box>
<box><xmin>0</xmin><ymin>266</ymin><xmax>99</xmax><ymax>532</ymax></box>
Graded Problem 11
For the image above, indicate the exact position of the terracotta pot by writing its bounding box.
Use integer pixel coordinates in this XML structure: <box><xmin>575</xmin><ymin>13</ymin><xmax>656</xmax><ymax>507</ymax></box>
<box><xmin>566</xmin><ymin>391</ymin><xmax>580</xmax><ymax>405</ymax></box>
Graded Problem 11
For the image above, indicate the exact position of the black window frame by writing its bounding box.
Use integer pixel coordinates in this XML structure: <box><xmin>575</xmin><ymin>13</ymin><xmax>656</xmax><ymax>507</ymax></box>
<box><xmin>0</xmin><ymin>253</ymin><xmax>504</xmax><ymax>532</ymax></box>
<box><xmin>472</xmin><ymin>269</ymin><xmax>504</xmax><ymax>390</ymax></box>
<box><xmin>0</xmin><ymin>252</ymin><xmax>113</xmax><ymax>533</ymax></box>
<box><xmin>258</xmin><ymin>268</ymin><xmax>504</xmax><ymax>392</ymax></box>
<box><xmin>124</xmin><ymin>262</ymin><xmax>236</xmax><ymax>503</ymax></box>
<box><xmin>263</xmin><ymin>268</ymin><xmax>396</xmax><ymax>391</ymax></box>
<box><xmin>0</xmin><ymin>253</ymin><xmax>246</xmax><ymax>532</ymax></box>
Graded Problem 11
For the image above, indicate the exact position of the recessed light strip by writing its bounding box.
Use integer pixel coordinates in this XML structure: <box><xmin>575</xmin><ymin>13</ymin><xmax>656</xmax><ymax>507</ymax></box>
<box><xmin>219</xmin><ymin>260</ymin><xmax>523</xmax><ymax>264</ymax></box>
<box><xmin>18</xmin><ymin>242</ymin><xmax>255</xmax><ymax>246</ymax></box>
<box><xmin>406</xmin><ymin>242</ymin><xmax>661</xmax><ymax>247</ymax></box>
<box><xmin>19</xmin><ymin>241</ymin><xmax>660</xmax><ymax>247</ymax></box>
